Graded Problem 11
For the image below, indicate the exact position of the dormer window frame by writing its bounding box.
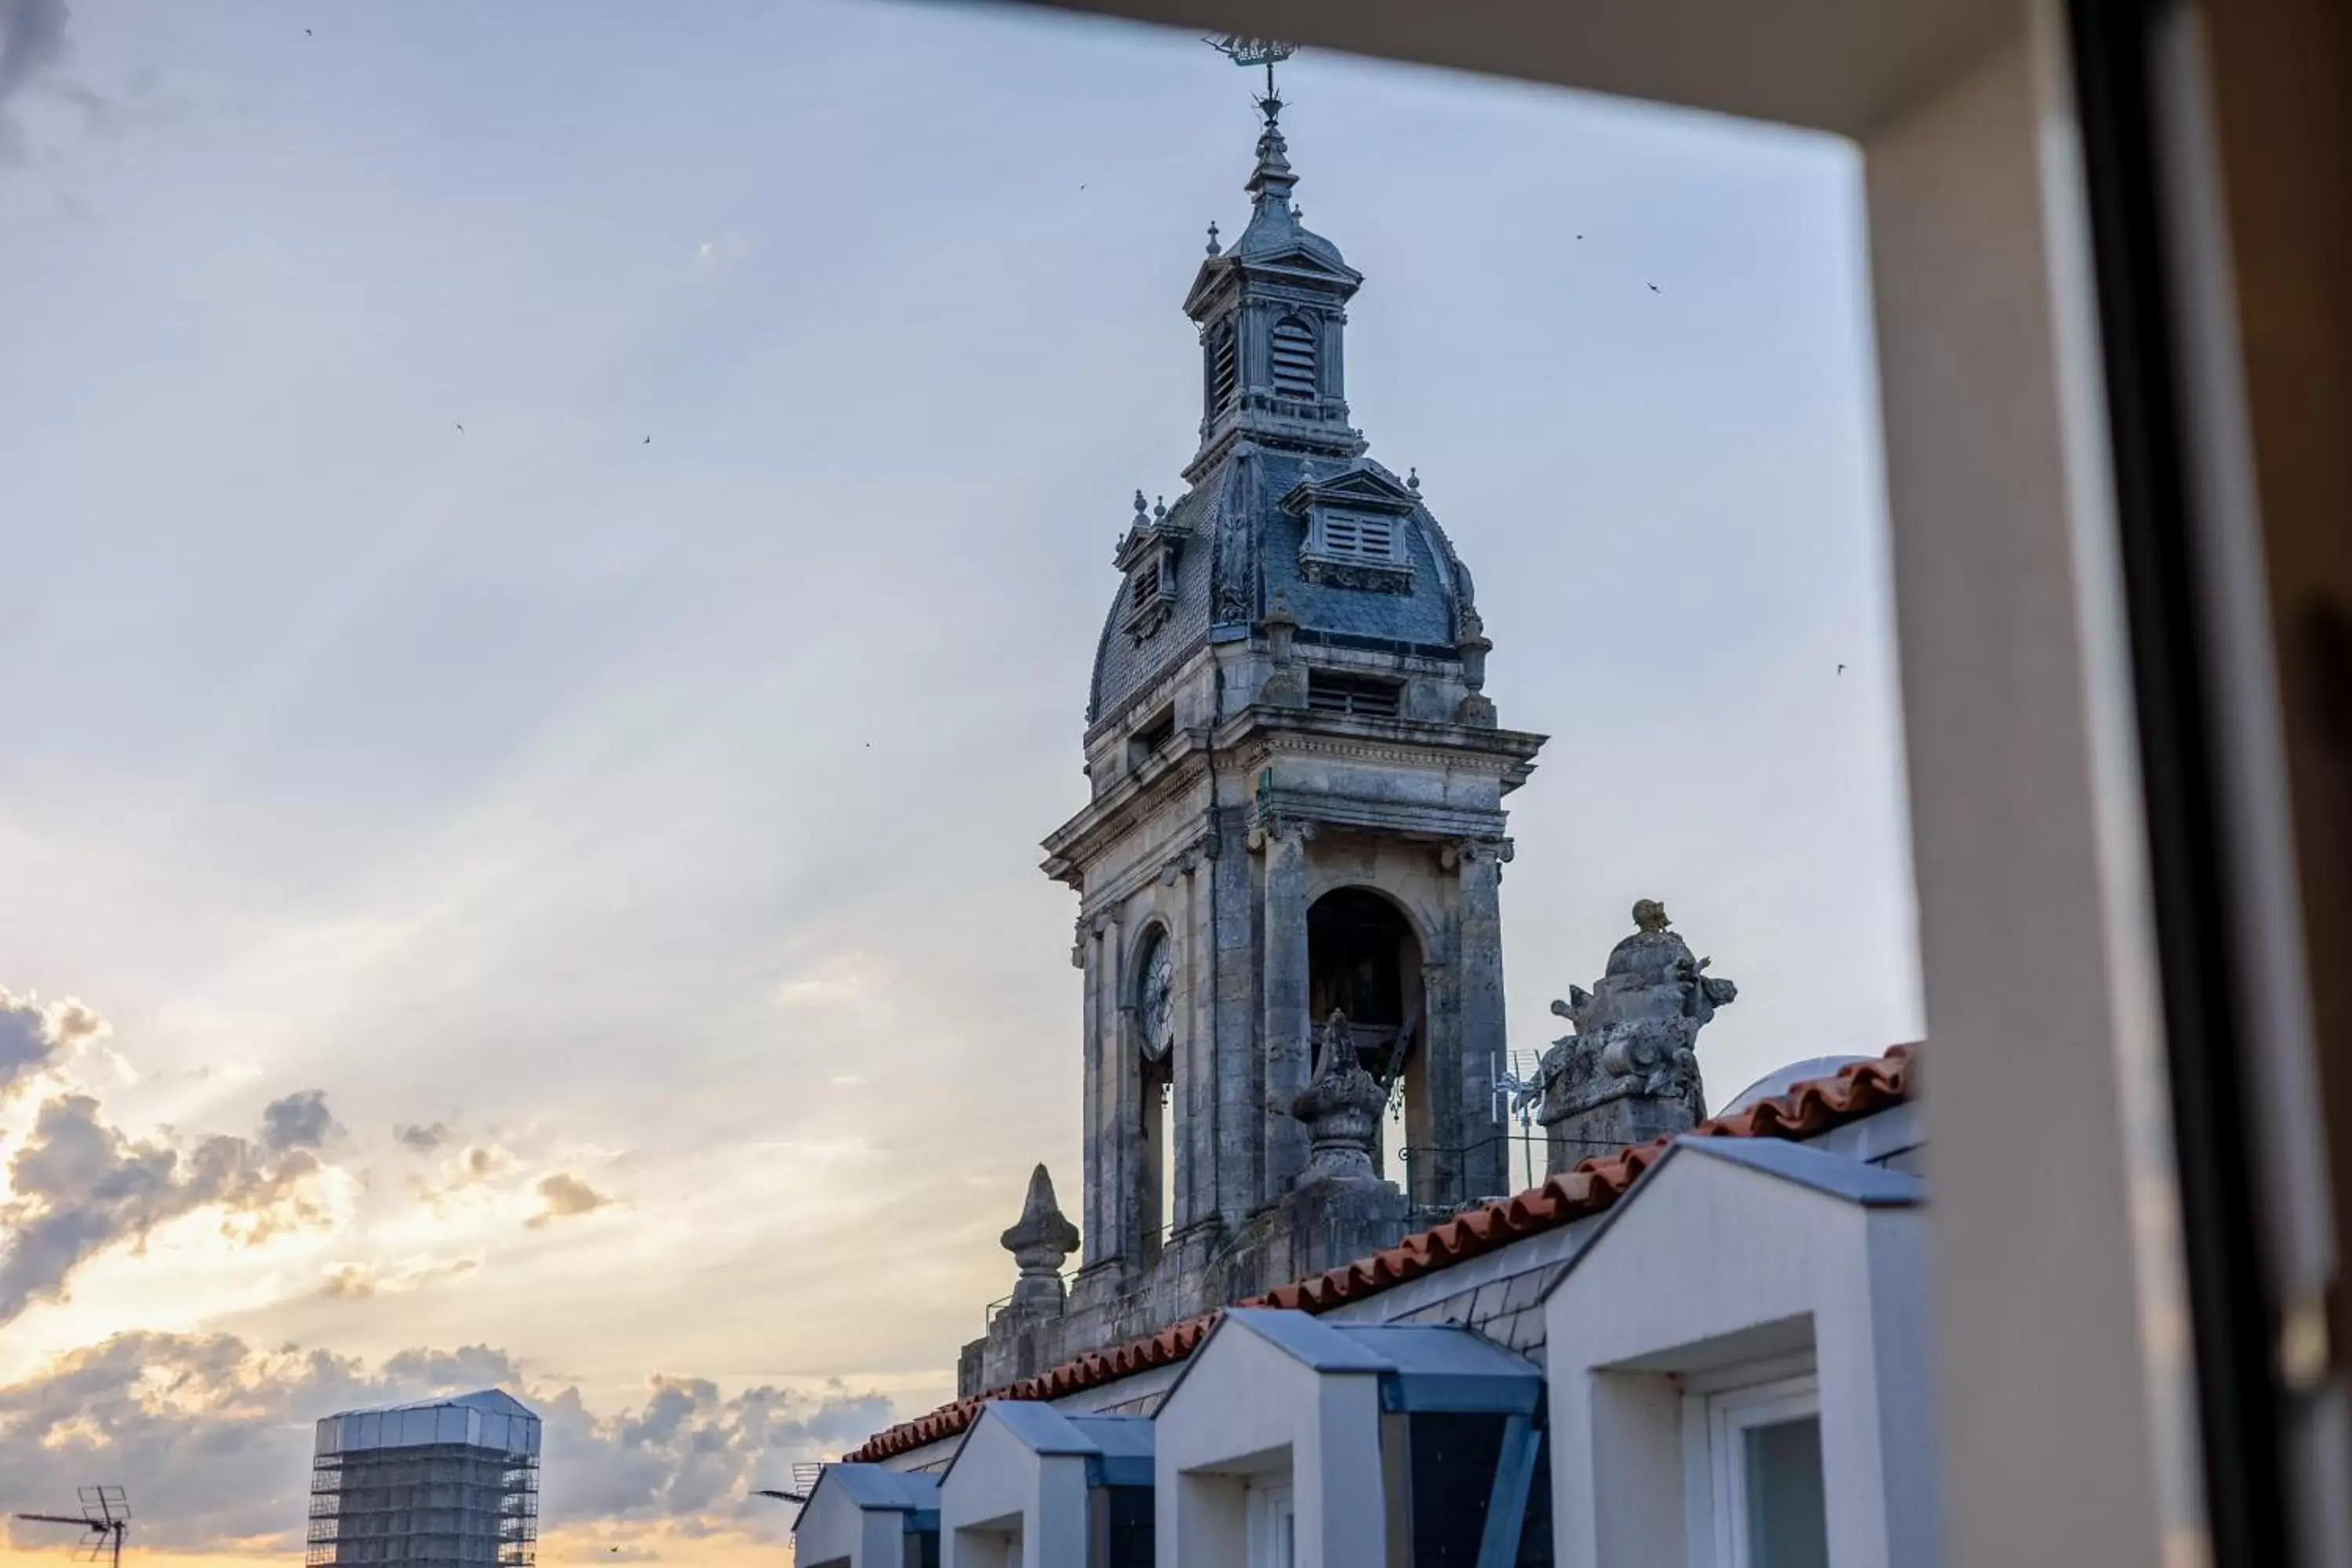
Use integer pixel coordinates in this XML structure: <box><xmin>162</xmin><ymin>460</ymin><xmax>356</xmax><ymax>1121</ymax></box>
<box><xmin>1297</xmin><ymin>497</ymin><xmax>1415</xmax><ymax>596</ymax></box>
<box><xmin>1116</xmin><ymin>504</ymin><xmax>1189</xmax><ymax>644</ymax></box>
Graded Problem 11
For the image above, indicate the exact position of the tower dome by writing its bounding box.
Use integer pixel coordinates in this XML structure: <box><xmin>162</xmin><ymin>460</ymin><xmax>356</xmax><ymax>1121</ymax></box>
<box><xmin>1086</xmin><ymin>93</ymin><xmax>1482</xmax><ymax>736</ymax></box>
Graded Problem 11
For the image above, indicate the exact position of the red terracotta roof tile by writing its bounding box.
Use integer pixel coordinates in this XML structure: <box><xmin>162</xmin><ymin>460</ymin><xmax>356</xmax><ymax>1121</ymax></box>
<box><xmin>842</xmin><ymin>1047</ymin><xmax>1914</xmax><ymax>1463</ymax></box>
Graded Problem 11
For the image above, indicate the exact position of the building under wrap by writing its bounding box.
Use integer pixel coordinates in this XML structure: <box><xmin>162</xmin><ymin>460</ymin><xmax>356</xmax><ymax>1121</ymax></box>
<box><xmin>307</xmin><ymin>1390</ymin><xmax>541</xmax><ymax>1568</ymax></box>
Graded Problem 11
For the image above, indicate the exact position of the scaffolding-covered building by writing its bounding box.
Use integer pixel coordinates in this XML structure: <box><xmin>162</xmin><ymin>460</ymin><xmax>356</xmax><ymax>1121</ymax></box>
<box><xmin>307</xmin><ymin>1390</ymin><xmax>541</xmax><ymax>1568</ymax></box>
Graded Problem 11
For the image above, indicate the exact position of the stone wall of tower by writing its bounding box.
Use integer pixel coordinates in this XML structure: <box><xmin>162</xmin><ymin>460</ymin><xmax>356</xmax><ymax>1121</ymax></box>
<box><xmin>988</xmin><ymin>631</ymin><xmax>1541</xmax><ymax>1396</ymax></box>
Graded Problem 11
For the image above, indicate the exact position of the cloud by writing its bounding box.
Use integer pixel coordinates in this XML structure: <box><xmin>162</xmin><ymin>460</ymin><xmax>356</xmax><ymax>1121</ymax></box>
<box><xmin>318</xmin><ymin>1263</ymin><xmax>376</xmax><ymax>1299</ymax></box>
<box><xmin>263</xmin><ymin>1088</ymin><xmax>340</xmax><ymax>1151</ymax></box>
<box><xmin>394</xmin><ymin>1120</ymin><xmax>452</xmax><ymax>1152</ymax></box>
<box><xmin>317</xmin><ymin>1254</ymin><xmax>478</xmax><ymax>1301</ymax></box>
<box><xmin>692</xmin><ymin>231</ymin><xmax>753</xmax><ymax>269</ymax></box>
<box><xmin>0</xmin><ymin>0</ymin><xmax>66</xmax><ymax>105</ymax></box>
<box><xmin>458</xmin><ymin>1143</ymin><xmax>512</xmax><ymax>1182</ymax></box>
<box><xmin>0</xmin><ymin>1087</ymin><xmax>336</xmax><ymax>1326</ymax></box>
<box><xmin>0</xmin><ymin>1330</ymin><xmax>892</xmax><ymax>1550</ymax></box>
<box><xmin>0</xmin><ymin>0</ymin><xmax>67</xmax><ymax>162</ymax></box>
<box><xmin>528</xmin><ymin>1171</ymin><xmax>614</xmax><ymax>1229</ymax></box>
<box><xmin>0</xmin><ymin>985</ymin><xmax>105</xmax><ymax>1098</ymax></box>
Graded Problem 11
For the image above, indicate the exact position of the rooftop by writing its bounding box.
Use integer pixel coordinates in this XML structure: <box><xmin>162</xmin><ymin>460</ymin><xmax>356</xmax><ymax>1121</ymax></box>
<box><xmin>844</xmin><ymin>1046</ymin><xmax>1913</xmax><ymax>1462</ymax></box>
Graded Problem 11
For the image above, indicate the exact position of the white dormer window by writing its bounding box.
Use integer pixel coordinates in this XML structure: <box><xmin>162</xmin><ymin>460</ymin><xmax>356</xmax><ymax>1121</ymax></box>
<box><xmin>1317</xmin><ymin>511</ymin><xmax>1396</xmax><ymax>561</ymax></box>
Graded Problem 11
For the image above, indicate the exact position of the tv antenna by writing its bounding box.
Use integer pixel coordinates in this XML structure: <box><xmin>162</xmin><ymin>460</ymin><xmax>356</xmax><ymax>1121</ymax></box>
<box><xmin>1205</xmin><ymin>32</ymin><xmax>1297</xmax><ymax>100</ymax></box>
<box><xmin>750</xmin><ymin>1463</ymin><xmax>828</xmax><ymax>1507</ymax></box>
<box><xmin>15</xmin><ymin>1486</ymin><xmax>130</xmax><ymax>1568</ymax></box>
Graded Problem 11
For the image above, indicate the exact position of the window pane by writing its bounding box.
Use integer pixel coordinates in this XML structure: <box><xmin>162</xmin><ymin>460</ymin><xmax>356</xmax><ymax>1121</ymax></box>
<box><xmin>1744</xmin><ymin>1416</ymin><xmax>1828</xmax><ymax>1568</ymax></box>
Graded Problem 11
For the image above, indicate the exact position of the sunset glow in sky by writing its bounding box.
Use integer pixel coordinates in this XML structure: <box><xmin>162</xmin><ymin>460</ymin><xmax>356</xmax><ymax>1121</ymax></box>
<box><xmin>0</xmin><ymin>1</ymin><xmax>1918</xmax><ymax>1562</ymax></box>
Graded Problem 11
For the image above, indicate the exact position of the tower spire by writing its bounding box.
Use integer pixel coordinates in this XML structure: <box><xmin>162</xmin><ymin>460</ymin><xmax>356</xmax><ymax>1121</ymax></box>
<box><xmin>1246</xmin><ymin>87</ymin><xmax>1298</xmax><ymax>214</ymax></box>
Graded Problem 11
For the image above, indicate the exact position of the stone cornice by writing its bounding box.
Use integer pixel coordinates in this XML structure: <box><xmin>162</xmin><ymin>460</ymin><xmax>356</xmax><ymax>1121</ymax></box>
<box><xmin>1065</xmin><ymin>823</ymin><xmax>1224</xmax><ymax>917</ymax></box>
<box><xmin>1249</xmin><ymin>788</ymin><xmax>1508</xmax><ymax>846</ymax></box>
<box><xmin>1221</xmin><ymin>707</ymin><xmax>1548</xmax><ymax>775</ymax></box>
<box><xmin>1041</xmin><ymin>744</ymin><xmax>1215</xmax><ymax>887</ymax></box>
<box><xmin>1048</xmin><ymin>706</ymin><xmax>1546</xmax><ymax>884</ymax></box>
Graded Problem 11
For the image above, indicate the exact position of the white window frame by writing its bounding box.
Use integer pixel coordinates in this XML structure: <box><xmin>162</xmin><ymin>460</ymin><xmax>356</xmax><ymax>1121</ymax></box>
<box><xmin>1245</xmin><ymin>1479</ymin><xmax>1295</xmax><ymax>1568</ymax></box>
<box><xmin>1681</xmin><ymin>1366</ymin><xmax>1823</xmax><ymax>1568</ymax></box>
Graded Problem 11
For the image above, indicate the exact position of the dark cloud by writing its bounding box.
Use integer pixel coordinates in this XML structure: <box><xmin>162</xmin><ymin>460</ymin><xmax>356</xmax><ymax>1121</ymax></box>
<box><xmin>263</xmin><ymin>1088</ymin><xmax>340</xmax><ymax>1152</ymax></box>
<box><xmin>394</xmin><ymin>1120</ymin><xmax>452</xmax><ymax>1152</ymax></box>
<box><xmin>0</xmin><ymin>986</ymin><xmax>103</xmax><ymax>1098</ymax></box>
<box><xmin>0</xmin><ymin>1331</ymin><xmax>891</xmax><ymax>1551</ymax></box>
<box><xmin>0</xmin><ymin>0</ymin><xmax>67</xmax><ymax>105</ymax></box>
<box><xmin>456</xmin><ymin>1143</ymin><xmax>510</xmax><ymax>1183</ymax></box>
<box><xmin>527</xmin><ymin>1171</ymin><xmax>614</xmax><ymax>1229</ymax></box>
<box><xmin>0</xmin><ymin>0</ymin><xmax>67</xmax><ymax>162</ymax></box>
<box><xmin>0</xmin><ymin>1088</ymin><xmax>335</xmax><ymax>1326</ymax></box>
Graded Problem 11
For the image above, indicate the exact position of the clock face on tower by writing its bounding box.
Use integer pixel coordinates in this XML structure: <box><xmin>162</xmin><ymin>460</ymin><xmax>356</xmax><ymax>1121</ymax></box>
<box><xmin>1139</xmin><ymin>934</ymin><xmax>1175</xmax><ymax>1060</ymax></box>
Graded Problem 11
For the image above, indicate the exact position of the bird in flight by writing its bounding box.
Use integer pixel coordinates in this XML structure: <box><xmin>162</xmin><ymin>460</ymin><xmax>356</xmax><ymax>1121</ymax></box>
<box><xmin>642</xmin><ymin>436</ymin><xmax>651</xmax><ymax>445</ymax></box>
<box><xmin>1838</xmin><ymin>663</ymin><xmax>1846</xmax><ymax>674</ymax></box>
<box><xmin>453</xmin><ymin>422</ymin><xmax>465</xmax><ymax>434</ymax></box>
<box><xmin>1647</xmin><ymin>282</ymin><xmax>1661</xmax><ymax>292</ymax></box>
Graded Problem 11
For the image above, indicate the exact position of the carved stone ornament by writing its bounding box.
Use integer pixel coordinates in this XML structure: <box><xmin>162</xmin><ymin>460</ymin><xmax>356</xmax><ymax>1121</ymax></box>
<box><xmin>1534</xmin><ymin>900</ymin><xmax>1738</xmax><ymax>1156</ymax></box>
<box><xmin>1000</xmin><ymin>1163</ymin><xmax>1082</xmax><ymax>1311</ymax></box>
<box><xmin>1289</xmin><ymin>1011</ymin><xmax>1390</xmax><ymax>1184</ymax></box>
<box><xmin>1298</xmin><ymin>554</ymin><xmax>1414</xmax><ymax>594</ymax></box>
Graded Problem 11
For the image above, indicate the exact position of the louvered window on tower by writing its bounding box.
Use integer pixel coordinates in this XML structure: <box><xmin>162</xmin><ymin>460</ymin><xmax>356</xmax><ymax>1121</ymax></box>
<box><xmin>1319</xmin><ymin>513</ymin><xmax>1395</xmax><ymax>561</ymax></box>
<box><xmin>1307</xmin><ymin>670</ymin><xmax>1403</xmax><ymax>718</ymax></box>
<box><xmin>1271</xmin><ymin>316</ymin><xmax>1317</xmax><ymax>398</ymax></box>
<box><xmin>1210</xmin><ymin>323</ymin><xmax>1240</xmax><ymax>408</ymax></box>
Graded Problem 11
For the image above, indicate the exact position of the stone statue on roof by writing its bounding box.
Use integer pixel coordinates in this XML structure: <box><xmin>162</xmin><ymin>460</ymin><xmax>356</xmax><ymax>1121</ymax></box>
<box><xmin>1534</xmin><ymin>900</ymin><xmax>1738</xmax><ymax>1174</ymax></box>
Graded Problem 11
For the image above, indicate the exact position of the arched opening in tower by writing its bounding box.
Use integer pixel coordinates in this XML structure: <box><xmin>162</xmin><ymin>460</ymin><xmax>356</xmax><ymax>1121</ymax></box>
<box><xmin>1138</xmin><ymin>1051</ymin><xmax>1174</xmax><ymax>1262</ymax></box>
<box><xmin>1307</xmin><ymin>887</ymin><xmax>1432</xmax><ymax>1203</ymax></box>
<box><xmin>1131</xmin><ymin>925</ymin><xmax>1178</xmax><ymax>1264</ymax></box>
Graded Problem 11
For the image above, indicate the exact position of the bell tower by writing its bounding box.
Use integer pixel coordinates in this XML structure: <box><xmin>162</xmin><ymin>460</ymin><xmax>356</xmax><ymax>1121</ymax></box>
<box><xmin>969</xmin><ymin>87</ymin><xmax>1548</xmax><ymax>1397</ymax></box>
<box><xmin>1042</xmin><ymin>85</ymin><xmax>1548</xmax><ymax>1303</ymax></box>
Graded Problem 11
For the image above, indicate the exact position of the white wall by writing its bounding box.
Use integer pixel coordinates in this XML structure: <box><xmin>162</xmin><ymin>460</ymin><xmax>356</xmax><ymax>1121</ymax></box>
<box><xmin>790</xmin><ymin>1489</ymin><xmax>914</xmax><ymax>1568</ymax></box>
<box><xmin>1544</xmin><ymin>1152</ymin><xmax>1936</xmax><ymax>1568</ymax></box>
<box><xmin>939</xmin><ymin>1417</ymin><xmax>1091</xmax><ymax>1568</ymax></box>
<box><xmin>1153</xmin><ymin>1321</ymin><xmax>1387</xmax><ymax>1567</ymax></box>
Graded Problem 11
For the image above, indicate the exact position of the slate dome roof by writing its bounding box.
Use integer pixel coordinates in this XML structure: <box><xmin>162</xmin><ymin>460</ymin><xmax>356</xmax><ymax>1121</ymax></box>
<box><xmin>1087</xmin><ymin>451</ymin><xmax>1478</xmax><ymax>731</ymax></box>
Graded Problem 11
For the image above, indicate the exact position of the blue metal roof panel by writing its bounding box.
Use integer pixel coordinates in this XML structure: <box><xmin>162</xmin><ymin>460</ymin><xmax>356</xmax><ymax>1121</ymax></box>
<box><xmin>823</xmin><ymin>1465</ymin><xmax>941</xmax><ymax>1513</ymax></box>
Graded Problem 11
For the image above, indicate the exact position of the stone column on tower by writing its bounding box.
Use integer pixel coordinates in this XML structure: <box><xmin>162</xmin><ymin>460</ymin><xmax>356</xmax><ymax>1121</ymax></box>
<box><xmin>1078</xmin><ymin>923</ymin><xmax>1103</xmax><ymax>1268</ymax></box>
<box><xmin>1259</xmin><ymin>818</ymin><xmax>1316</xmax><ymax>1197</ymax></box>
<box><xmin>1453</xmin><ymin>837</ymin><xmax>1513</xmax><ymax>1200</ymax></box>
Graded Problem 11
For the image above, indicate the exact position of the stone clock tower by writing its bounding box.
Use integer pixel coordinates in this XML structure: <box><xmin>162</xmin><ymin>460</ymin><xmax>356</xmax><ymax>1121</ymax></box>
<box><xmin>968</xmin><ymin>93</ymin><xmax>1546</xmax><ymax>1394</ymax></box>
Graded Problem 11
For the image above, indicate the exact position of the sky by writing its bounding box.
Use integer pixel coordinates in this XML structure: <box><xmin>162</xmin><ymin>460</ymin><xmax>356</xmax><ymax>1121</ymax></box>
<box><xmin>0</xmin><ymin>0</ymin><xmax>1919</xmax><ymax>1562</ymax></box>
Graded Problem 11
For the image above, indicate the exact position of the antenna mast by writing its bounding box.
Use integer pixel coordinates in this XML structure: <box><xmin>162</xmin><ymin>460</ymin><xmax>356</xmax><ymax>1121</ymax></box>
<box><xmin>14</xmin><ymin>1486</ymin><xmax>129</xmax><ymax>1568</ymax></box>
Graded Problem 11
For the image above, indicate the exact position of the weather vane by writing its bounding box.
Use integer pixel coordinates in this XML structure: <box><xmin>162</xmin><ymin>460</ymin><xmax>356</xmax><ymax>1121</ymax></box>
<box><xmin>1205</xmin><ymin>32</ymin><xmax>1297</xmax><ymax>102</ymax></box>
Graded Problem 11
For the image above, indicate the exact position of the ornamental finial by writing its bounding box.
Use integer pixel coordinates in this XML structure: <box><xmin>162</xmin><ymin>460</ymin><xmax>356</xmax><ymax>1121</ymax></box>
<box><xmin>1206</xmin><ymin>220</ymin><xmax>1221</xmax><ymax>255</ymax></box>
<box><xmin>1407</xmin><ymin>466</ymin><xmax>1421</xmax><ymax>492</ymax></box>
<box><xmin>1133</xmin><ymin>489</ymin><xmax>1149</xmax><ymax>526</ymax></box>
